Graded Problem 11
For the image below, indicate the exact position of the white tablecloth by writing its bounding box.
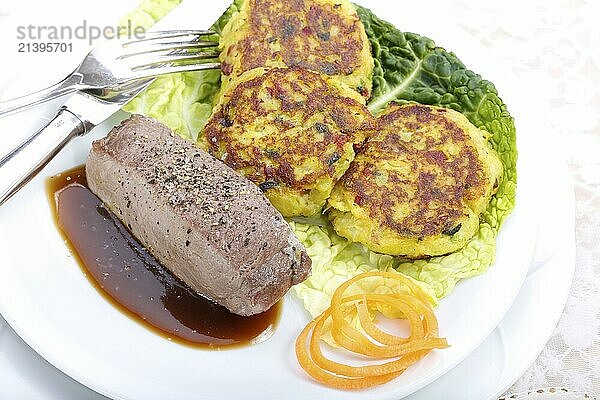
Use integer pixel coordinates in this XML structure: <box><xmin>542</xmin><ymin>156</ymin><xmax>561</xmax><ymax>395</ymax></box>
<box><xmin>458</xmin><ymin>1</ymin><xmax>600</xmax><ymax>396</ymax></box>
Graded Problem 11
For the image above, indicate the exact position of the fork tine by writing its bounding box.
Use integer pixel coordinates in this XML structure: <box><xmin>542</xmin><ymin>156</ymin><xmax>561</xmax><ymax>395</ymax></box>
<box><xmin>129</xmin><ymin>62</ymin><xmax>221</xmax><ymax>80</ymax></box>
<box><xmin>130</xmin><ymin>51</ymin><xmax>220</xmax><ymax>70</ymax></box>
<box><xmin>122</xmin><ymin>30</ymin><xmax>215</xmax><ymax>46</ymax></box>
<box><xmin>119</xmin><ymin>41</ymin><xmax>218</xmax><ymax>59</ymax></box>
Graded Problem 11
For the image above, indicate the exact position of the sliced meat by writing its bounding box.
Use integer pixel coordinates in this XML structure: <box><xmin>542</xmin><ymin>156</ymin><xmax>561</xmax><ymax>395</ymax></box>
<box><xmin>85</xmin><ymin>114</ymin><xmax>311</xmax><ymax>316</ymax></box>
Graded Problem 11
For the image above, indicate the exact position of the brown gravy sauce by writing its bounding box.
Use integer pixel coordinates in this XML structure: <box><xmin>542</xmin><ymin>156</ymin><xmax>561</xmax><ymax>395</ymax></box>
<box><xmin>46</xmin><ymin>165</ymin><xmax>281</xmax><ymax>349</ymax></box>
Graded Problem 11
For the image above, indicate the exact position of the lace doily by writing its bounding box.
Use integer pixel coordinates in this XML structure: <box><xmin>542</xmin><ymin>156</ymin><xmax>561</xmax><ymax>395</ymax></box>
<box><xmin>499</xmin><ymin>388</ymin><xmax>595</xmax><ymax>400</ymax></box>
<box><xmin>449</xmin><ymin>0</ymin><xmax>600</xmax><ymax>397</ymax></box>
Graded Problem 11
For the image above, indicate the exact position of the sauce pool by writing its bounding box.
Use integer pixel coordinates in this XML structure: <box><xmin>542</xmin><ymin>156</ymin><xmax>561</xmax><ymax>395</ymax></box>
<box><xmin>46</xmin><ymin>165</ymin><xmax>281</xmax><ymax>349</ymax></box>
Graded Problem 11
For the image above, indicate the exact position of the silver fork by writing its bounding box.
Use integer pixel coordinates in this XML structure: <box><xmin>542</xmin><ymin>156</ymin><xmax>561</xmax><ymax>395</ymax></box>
<box><xmin>0</xmin><ymin>30</ymin><xmax>221</xmax><ymax>206</ymax></box>
<box><xmin>0</xmin><ymin>30</ymin><xmax>220</xmax><ymax>118</ymax></box>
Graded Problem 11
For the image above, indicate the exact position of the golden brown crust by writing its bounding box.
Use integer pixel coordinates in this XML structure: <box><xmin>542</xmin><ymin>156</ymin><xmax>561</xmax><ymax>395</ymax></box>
<box><xmin>337</xmin><ymin>103</ymin><xmax>491</xmax><ymax>239</ymax></box>
<box><xmin>221</xmin><ymin>0</ymin><xmax>373</xmax><ymax>97</ymax></box>
<box><xmin>204</xmin><ymin>67</ymin><xmax>373</xmax><ymax>191</ymax></box>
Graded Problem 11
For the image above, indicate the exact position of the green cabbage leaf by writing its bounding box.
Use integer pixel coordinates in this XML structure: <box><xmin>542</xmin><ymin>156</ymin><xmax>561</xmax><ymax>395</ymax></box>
<box><xmin>290</xmin><ymin>217</ymin><xmax>438</xmax><ymax>317</ymax></box>
<box><xmin>292</xmin><ymin>6</ymin><xmax>517</xmax><ymax>316</ymax></box>
<box><xmin>119</xmin><ymin>0</ymin><xmax>183</xmax><ymax>29</ymax></box>
<box><xmin>121</xmin><ymin>1</ymin><xmax>517</xmax><ymax>318</ymax></box>
<box><xmin>120</xmin><ymin>0</ymin><xmax>244</xmax><ymax>141</ymax></box>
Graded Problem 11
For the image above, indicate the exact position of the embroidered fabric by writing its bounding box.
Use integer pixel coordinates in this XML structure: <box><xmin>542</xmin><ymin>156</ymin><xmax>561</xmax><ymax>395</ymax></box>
<box><xmin>449</xmin><ymin>0</ymin><xmax>600</xmax><ymax>397</ymax></box>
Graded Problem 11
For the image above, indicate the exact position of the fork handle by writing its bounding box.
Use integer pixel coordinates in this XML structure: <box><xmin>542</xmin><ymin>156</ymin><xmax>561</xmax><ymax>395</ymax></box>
<box><xmin>0</xmin><ymin>107</ymin><xmax>86</xmax><ymax>206</ymax></box>
<box><xmin>0</xmin><ymin>74</ymin><xmax>84</xmax><ymax>118</ymax></box>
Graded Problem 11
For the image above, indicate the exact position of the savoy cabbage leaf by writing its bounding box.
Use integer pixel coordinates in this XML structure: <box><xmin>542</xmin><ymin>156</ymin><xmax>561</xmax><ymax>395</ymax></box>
<box><xmin>121</xmin><ymin>1</ymin><xmax>518</xmax><ymax>314</ymax></box>
<box><xmin>293</xmin><ymin>6</ymin><xmax>517</xmax><ymax>314</ymax></box>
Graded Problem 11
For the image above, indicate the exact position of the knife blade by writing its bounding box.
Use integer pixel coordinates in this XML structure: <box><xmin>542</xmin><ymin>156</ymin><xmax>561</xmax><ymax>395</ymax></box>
<box><xmin>0</xmin><ymin>79</ymin><xmax>153</xmax><ymax>207</ymax></box>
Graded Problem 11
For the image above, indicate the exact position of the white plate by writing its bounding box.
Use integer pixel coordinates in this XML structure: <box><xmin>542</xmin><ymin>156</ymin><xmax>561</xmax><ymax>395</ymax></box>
<box><xmin>0</xmin><ymin>1</ymin><xmax>536</xmax><ymax>399</ymax></box>
<box><xmin>0</xmin><ymin>152</ymin><xmax>574</xmax><ymax>400</ymax></box>
<box><xmin>0</xmin><ymin>138</ymin><xmax>573</xmax><ymax>400</ymax></box>
<box><xmin>0</xmin><ymin>136</ymin><xmax>575</xmax><ymax>400</ymax></box>
<box><xmin>0</xmin><ymin>97</ymin><xmax>575</xmax><ymax>400</ymax></box>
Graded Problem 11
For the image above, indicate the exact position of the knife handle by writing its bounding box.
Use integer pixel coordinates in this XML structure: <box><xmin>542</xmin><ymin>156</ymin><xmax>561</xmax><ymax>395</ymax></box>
<box><xmin>0</xmin><ymin>107</ymin><xmax>86</xmax><ymax>206</ymax></box>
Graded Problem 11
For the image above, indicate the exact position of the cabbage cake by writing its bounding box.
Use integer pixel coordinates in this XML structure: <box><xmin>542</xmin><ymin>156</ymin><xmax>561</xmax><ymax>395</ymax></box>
<box><xmin>327</xmin><ymin>104</ymin><xmax>503</xmax><ymax>258</ymax></box>
<box><xmin>202</xmin><ymin>67</ymin><xmax>374</xmax><ymax>217</ymax></box>
<box><xmin>218</xmin><ymin>0</ymin><xmax>374</xmax><ymax>98</ymax></box>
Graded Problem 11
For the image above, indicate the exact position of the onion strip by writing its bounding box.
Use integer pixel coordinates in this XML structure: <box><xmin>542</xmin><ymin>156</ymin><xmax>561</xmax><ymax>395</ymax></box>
<box><xmin>294</xmin><ymin>271</ymin><xmax>449</xmax><ymax>390</ymax></box>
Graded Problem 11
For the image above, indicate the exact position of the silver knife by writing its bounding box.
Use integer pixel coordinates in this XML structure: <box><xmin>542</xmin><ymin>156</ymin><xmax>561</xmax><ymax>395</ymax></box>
<box><xmin>0</xmin><ymin>80</ymin><xmax>152</xmax><ymax>206</ymax></box>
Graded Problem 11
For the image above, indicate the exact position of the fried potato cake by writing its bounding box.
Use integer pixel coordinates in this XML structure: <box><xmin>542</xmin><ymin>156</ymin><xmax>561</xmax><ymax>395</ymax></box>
<box><xmin>202</xmin><ymin>67</ymin><xmax>374</xmax><ymax>217</ymax></box>
<box><xmin>327</xmin><ymin>103</ymin><xmax>503</xmax><ymax>258</ymax></box>
<box><xmin>219</xmin><ymin>0</ymin><xmax>374</xmax><ymax>99</ymax></box>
